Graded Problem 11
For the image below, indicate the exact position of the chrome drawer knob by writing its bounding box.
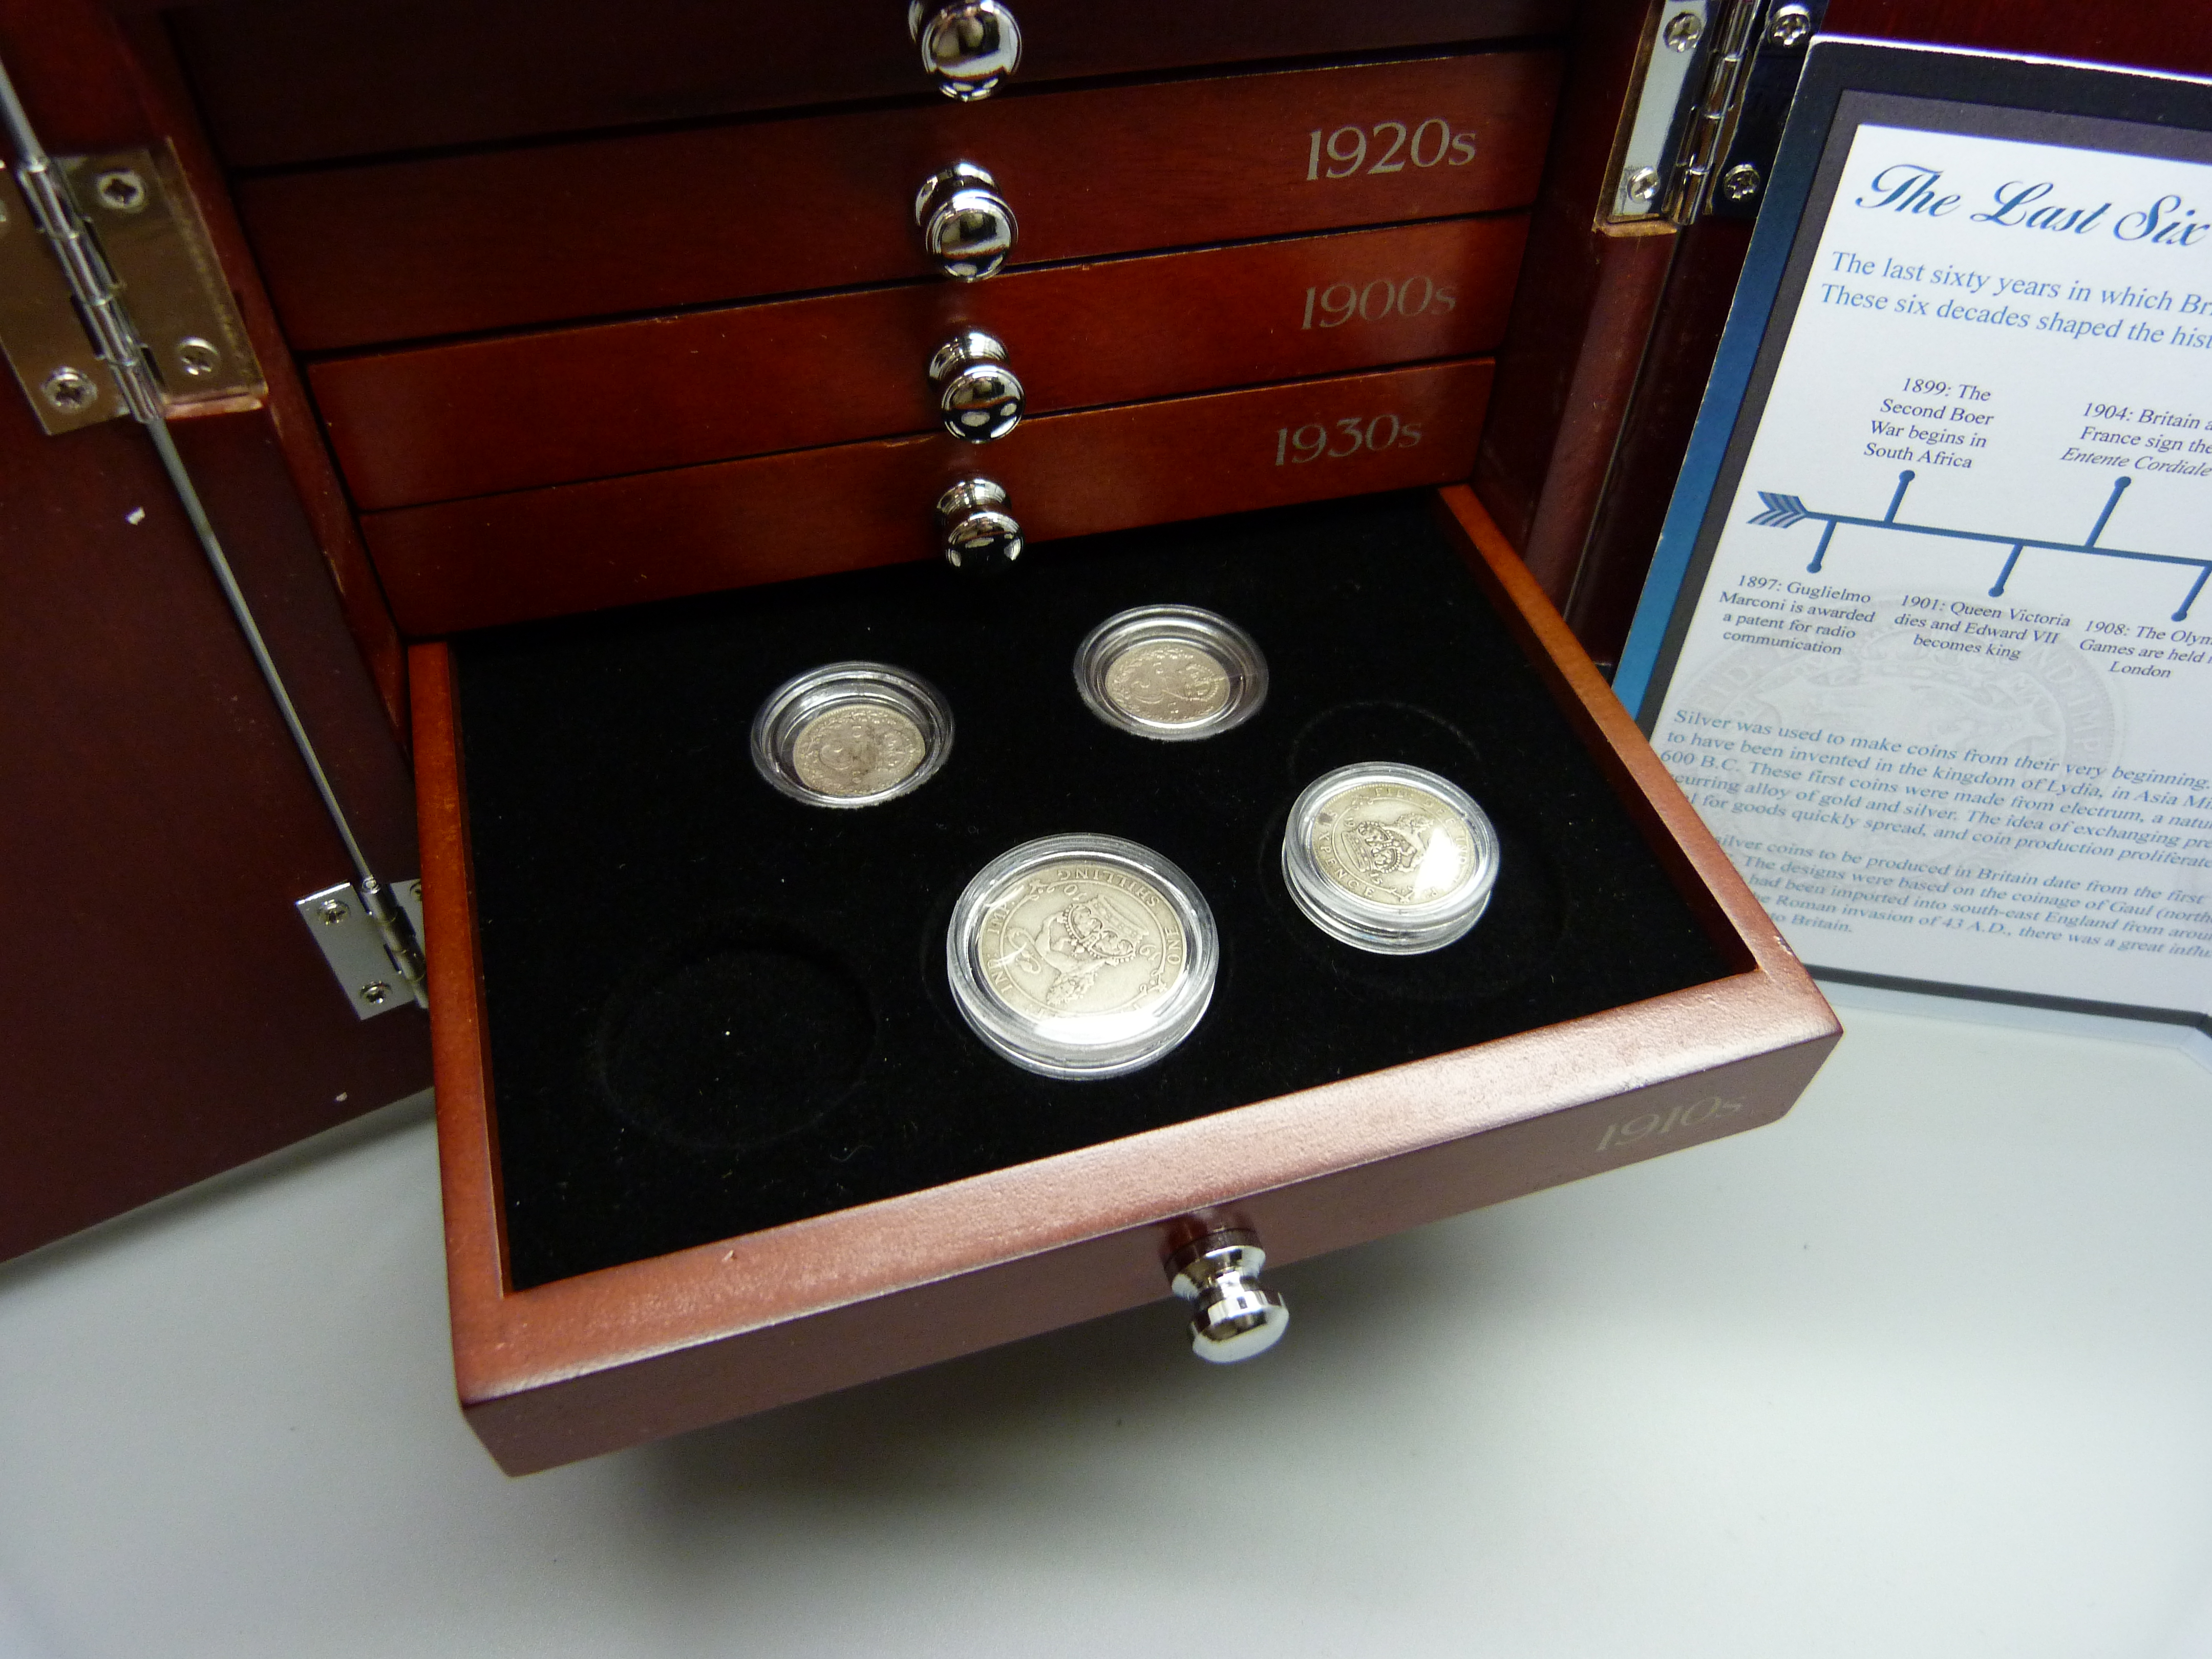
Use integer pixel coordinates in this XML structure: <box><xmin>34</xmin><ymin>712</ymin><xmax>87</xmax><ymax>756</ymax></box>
<box><xmin>928</xmin><ymin>329</ymin><xmax>1024</xmax><ymax>442</ymax></box>
<box><xmin>914</xmin><ymin>162</ymin><xmax>1017</xmax><ymax>282</ymax></box>
<box><xmin>1168</xmin><ymin>1230</ymin><xmax>1289</xmax><ymax>1364</ymax></box>
<box><xmin>936</xmin><ymin>477</ymin><xmax>1023</xmax><ymax>573</ymax></box>
<box><xmin>908</xmin><ymin>1</ymin><xmax>1023</xmax><ymax>100</ymax></box>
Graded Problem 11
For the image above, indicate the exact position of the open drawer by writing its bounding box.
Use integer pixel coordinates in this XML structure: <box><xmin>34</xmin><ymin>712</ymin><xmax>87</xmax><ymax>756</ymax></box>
<box><xmin>411</xmin><ymin>485</ymin><xmax>1837</xmax><ymax>1475</ymax></box>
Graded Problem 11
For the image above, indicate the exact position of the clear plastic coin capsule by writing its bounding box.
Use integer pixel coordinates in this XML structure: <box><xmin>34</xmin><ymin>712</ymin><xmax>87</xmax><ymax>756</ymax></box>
<box><xmin>947</xmin><ymin>834</ymin><xmax>1218</xmax><ymax>1079</ymax></box>
<box><xmin>750</xmin><ymin>662</ymin><xmax>952</xmax><ymax>808</ymax></box>
<box><xmin>1073</xmin><ymin>605</ymin><xmax>1267</xmax><ymax>740</ymax></box>
<box><xmin>1282</xmin><ymin>763</ymin><xmax>1500</xmax><ymax>954</ymax></box>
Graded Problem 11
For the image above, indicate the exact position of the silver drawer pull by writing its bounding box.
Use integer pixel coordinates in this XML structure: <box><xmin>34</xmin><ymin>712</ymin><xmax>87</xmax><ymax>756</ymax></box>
<box><xmin>914</xmin><ymin>162</ymin><xmax>1016</xmax><ymax>281</ymax></box>
<box><xmin>1168</xmin><ymin>1230</ymin><xmax>1290</xmax><ymax>1363</ymax></box>
<box><xmin>928</xmin><ymin>329</ymin><xmax>1024</xmax><ymax>442</ymax></box>
<box><xmin>908</xmin><ymin>1</ymin><xmax>1022</xmax><ymax>100</ymax></box>
<box><xmin>935</xmin><ymin>477</ymin><xmax>1023</xmax><ymax>574</ymax></box>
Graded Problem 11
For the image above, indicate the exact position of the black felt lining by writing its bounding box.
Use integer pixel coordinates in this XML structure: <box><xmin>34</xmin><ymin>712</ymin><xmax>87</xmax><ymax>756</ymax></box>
<box><xmin>455</xmin><ymin>493</ymin><xmax>1736</xmax><ymax>1289</ymax></box>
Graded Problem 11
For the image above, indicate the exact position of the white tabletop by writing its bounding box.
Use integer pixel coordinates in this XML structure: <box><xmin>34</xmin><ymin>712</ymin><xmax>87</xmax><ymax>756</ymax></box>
<box><xmin>4</xmin><ymin>994</ymin><xmax>2210</xmax><ymax>1659</ymax></box>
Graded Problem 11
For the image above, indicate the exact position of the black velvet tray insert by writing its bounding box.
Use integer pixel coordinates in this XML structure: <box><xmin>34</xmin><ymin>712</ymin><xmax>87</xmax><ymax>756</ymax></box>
<box><xmin>454</xmin><ymin>493</ymin><xmax>1734</xmax><ymax>1288</ymax></box>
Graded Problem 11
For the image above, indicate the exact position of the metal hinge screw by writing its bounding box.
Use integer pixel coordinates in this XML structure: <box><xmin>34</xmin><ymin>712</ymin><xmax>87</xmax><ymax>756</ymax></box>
<box><xmin>175</xmin><ymin>337</ymin><xmax>221</xmax><ymax>378</ymax></box>
<box><xmin>1767</xmin><ymin>3</ymin><xmax>1813</xmax><ymax>48</ymax></box>
<box><xmin>1662</xmin><ymin>9</ymin><xmax>1704</xmax><ymax>51</ymax></box>
<box><xmin>359</xmin><ymin>982</ymin><xmax>390</xmax><ymax>1006</ymax></box>
<box><xmin>1719</xmin><ymin>162</ymin><xmax>1763</xmax><ymax>203</ymax></box>
<box><xmin>1625</xmin><ymin>166</ymin><xmax>1662</xmax><ymax>203</ymax></box>
<box><xmin>41</xmin><ymin>367</ymin><xmax>97</xmax><ymax>412</ymax></box>
<box><xmin>317</xmin><ymin>898</ymin><xmax>350</xmax><ymax>924</ymax></box>
<box><xmin>93</xmin><ymin>168</ymin><xmax>148</xmax><ymax>213</ymax></box>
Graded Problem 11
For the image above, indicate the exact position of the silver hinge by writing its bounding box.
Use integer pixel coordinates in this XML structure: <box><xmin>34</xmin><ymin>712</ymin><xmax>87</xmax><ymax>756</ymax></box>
<box><xmin>1601</xmin><ymin>0</ymin><xmax>1824</xmax><ymax>229</ymax></box>
<box><xmin>296</xmin><ymin>880</ymin><xmax>429</xmax><ymax>1020</ymax></box>
<box><xmin>0</xmin><ymin>141</ymin><xmax>262</xmax><ymax>434</ymax></box>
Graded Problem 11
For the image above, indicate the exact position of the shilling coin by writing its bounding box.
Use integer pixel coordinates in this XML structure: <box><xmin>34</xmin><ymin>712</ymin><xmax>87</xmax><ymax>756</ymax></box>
<box><xmin>948</xmin><ymin>834</ymin><xmax>1217</xmax><ymax>1078</ymax></box>
<box><xmin>751</xmin><ymin>662</ymin><xmax>952</xmax><ymax>808</ymax></box>
<box><xmin>1309</xmin><ymin>780</ymin><xmax>1481</xmax><ymax>908</ymax></box>
<box><xmin>1283</xmin><ymin>763</ymin><xmax>1499</xmax><ymax>954</ymax></box>
<box><xmin>978</xmin><ymin>860</ymin><xmax>1188</xmax><ymax>1023</ymax></box>
<box><xmin>1074</xmin><ymin>605</ymin><xmax>1267</xmax><ymax>740</ymax></box>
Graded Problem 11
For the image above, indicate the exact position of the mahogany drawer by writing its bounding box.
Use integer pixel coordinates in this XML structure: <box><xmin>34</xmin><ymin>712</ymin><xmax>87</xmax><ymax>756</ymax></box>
<box><xmin>176</xmin><ymin>0</ymin><xmax>1573</xmax><ymax>168</ymax></box>
<box><xmin>313</xmin><ymin>216</ymin><xmax>1528</xmax><ymax>511</ymax></box>
<box><xmin>363</xmin><ymin>357</ymin><xmax>1495</xmax><ymax>635</ymax></box>
<box><xmin>238</xmin><ymin>52</ymin><xmax>1561</xmax><ymax>350</ymax></box>
<box><xmin>413</xmin><ymin>485</ymin><xmax>1839</xmax><ymax>1473</ymax></box>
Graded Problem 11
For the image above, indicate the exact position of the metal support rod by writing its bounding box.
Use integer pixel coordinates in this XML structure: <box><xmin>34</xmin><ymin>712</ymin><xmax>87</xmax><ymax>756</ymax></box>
<box><xmin>0</xmin><ymin>50</ymin><xmax>428</xmax><ymax>1008</ymax></box>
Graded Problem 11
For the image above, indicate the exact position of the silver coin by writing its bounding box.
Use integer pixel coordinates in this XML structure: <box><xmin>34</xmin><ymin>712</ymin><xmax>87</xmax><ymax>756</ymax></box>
<box><xmin>753</xmin><ymin>662</ymin><xmax>951</xmax><ymax>809</ymax></box>
<box><xmin>1073</xmin><ymin>605</ymin><xmax>1267</xmax><ymax>741</ymax></box>
<box><xmin>976</xmin><ymin>860</ymin><xmax>1189</xmax><ymax>1023</ymax></box>
<box><xmin>789</xmin><ymin>702</ymin><xmax>926</xmax><ymax>798</ymax></box>
<box><xmin>1308</xmin><ymin>780</ymin><xmax>1479</xmax><ymax>908</ymax></box>
<box><xmin>1100</xmin><ymin>639</ymin><xmax>1232</xmax><ymax>728</ymax></box>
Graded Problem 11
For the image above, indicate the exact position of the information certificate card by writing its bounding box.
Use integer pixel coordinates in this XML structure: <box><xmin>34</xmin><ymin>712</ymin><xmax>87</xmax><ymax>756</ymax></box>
<box><xmin>1620</xmin><ymin>42</ymin><xmax>2212</xmax><ymax>1030</ymax></box>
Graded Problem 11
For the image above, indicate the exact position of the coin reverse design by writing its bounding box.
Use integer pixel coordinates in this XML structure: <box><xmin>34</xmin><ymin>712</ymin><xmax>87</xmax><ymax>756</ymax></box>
<box><xmin>948</xmin><ymin>834</ymin><xmax>1217</xmax><ymax>1078</ymax></box>
<box><xmin>791</xmin><ymin>702</ymin><xmax>927</xmax><ymax>799</ymax></box>
<box><xmin>1074</xmin><ymin>605</ymin><xmax>1267</xmax><ymax>740</ymax></box>
<box><xmin>1283</xmin><ymin>763</ymin><xmax>1500</xmax><ymax>953</ymax></box>
<box><xmin>751</xmin><ymin>662</ymin><xmax>952</xmax><ymax>808</ymax></box>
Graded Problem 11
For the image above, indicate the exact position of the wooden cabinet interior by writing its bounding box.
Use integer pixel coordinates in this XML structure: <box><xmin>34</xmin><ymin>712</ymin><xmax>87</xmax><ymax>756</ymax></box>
<box><xmin>7</xmin><ymin>0</ymin><xmax>2203</xmax><ymax>1267</ymax></box>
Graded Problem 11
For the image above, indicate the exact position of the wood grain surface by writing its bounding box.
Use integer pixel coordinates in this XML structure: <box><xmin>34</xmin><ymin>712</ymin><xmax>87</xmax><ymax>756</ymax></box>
<box><xmin>364</xmin><ymin>357</ymin><xmax>1496</xmax><ymax>635</ymax></box>
<box><xmin>1471</xmin><ymin>0</ymin><xmax>1671</xmax><ymax>607</ymax></box>
<box><xmin>172</xmin><ymin>0</ymin><xmax>1574</xmax><ymax>168</ymax></box>
<box><xmin>1566</xmin><ymin>217</ymin><xmax>1754</xmax><ymax>667</ymax></box>
<box><xmin>111</xmin><ymin>8</ymin><xmax>412</xmax><ymax>735</ymax></box>
<box><xmin>238</xmin><ymin>52</ymin><xmax>1561</xmax><ymax>350</ymax></box>
<box><xmin>0</xmin><ymin>0</ymin><xmax>430</xmax><ymax>1263</ymax></box>
<box><xmin>0</xmin><ymin>393</ymin><xmax>434</xmax><ymax>1262</ymax></box>
<box><xmin>313</xmin><ymin>216</ymin><xmax>1528</xmax><ymax>510</ymax></box>
<box><xmin>411</xmin><ymin>488</ymin><xmax>1837</xmax><ymax>1474</ymax></box>
<box><xmin>1823</xmin><ymin>0</ymin><xmax>2212</xmax><ymax>78</ymax></box>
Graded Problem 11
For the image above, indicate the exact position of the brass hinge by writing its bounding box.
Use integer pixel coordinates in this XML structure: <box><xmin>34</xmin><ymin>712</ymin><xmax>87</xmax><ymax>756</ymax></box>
<box><xmin>1599</xmin><ymin>0</ymin><xmax>1825</xmax><ymax>230</ymax></box>
<box><xmin>0</xmin><ymin>141</ymin><xmax>262</xmax><ymax>434</ymax></box>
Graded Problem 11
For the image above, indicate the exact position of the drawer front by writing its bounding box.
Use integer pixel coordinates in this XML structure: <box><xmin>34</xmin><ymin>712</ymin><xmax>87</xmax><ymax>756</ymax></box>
<box><xmin>314</xmin><ymin>216</ymin><xmax>1527</xmax><ymax>511</ymax></box>
<box><xmin>364</xmin><ymin>357</ymin><xmax>1493</xmax><ymax>634</ymax></box>
<box><xmin>242</xmin><ymin>52</ymin><xmax>1560</xmax><ymax>350</ymax></box>
<box><xmin>179</xmin><ymin>0</ymin><xmax>1573</xmax><ymax>168</ymax></box>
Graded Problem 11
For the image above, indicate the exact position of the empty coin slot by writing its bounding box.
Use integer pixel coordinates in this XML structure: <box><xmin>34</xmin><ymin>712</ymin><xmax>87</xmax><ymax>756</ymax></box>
<box><xmin>591</xmin><ymin>923</ymin><xmax>875</xmax><ymax>1153</ymax></box>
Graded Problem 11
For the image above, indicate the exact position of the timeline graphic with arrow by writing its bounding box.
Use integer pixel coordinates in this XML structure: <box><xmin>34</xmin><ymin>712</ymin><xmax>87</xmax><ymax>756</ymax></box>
<box><xmin>1748</xmin><ymin>471</ymin><xmax>2212</xmax><ymax>622</ymax></box>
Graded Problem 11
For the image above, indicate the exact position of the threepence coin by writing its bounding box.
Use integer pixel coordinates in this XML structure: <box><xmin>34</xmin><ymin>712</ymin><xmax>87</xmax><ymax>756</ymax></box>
<box><xmin>1282</xmin><ymin>762</ymin><xmax>1500</xmax><ymax>954</ymax></box>
<box><xmin>791</xmin><ymin>701</ymin><xmax>926</xmax><ymax>799</ymax></box>
<box><xmin>1104</xmin><ymin>639</ymin><xmax>1231</xmax><ymax>727</ymax></box>
<box><xmin>751</xmin><ymin>662</ymin><xmax>952</xmax><ymax>808</ymax></box>
<box><xmin>1074</xmin><ymin>605</ymin><xmax>1267</xmax><ymax>740</ymax></box>
<box><xmin>947</xmin><ymin>834</ymin><xmax>1217</xmax><ymax>1078</ymax></box>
